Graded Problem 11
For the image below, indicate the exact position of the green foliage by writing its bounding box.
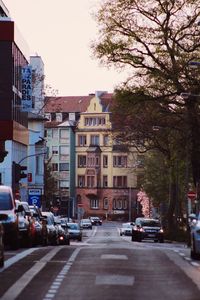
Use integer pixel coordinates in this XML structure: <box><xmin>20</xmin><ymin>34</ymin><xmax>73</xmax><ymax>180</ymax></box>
<box><xmin>92</xmin><ymin>0</ymin><xmax>200</xmax><ymax>232</ymax></box>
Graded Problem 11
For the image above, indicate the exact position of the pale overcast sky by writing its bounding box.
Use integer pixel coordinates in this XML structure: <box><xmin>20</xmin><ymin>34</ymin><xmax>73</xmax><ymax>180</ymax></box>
<box><xmin>3</xmin><ymin>0</ymin><xmax>127</xmax><ymax>96</ymax></box>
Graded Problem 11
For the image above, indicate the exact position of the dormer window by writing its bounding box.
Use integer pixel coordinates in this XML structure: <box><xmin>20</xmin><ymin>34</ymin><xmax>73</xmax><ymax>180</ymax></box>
<box><xmin>56</xmin><ymin>113</ymin><xmax>62</xmax><ymax>122</ymax></box>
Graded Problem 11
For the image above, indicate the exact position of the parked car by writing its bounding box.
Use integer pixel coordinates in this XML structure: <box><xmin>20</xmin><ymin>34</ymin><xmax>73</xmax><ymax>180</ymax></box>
<box><xmin>80</xmin><ymin>218</ymin><xmax>92</xmax><ymax>229</ymax></box>
<box><xmin>67</xmin><ymin>222</ymin><xmax>82</xmax><ymax>241</ymax></box>
<box><xmin>42</xmin><ymin>212</ymin><xmax>59</xmax><ymax>245</ymax></box>
<box><xmin>120</xmin><ymin>222</ymin><xmax>134</xmax><ymax>236</ymax></box>
<box><xmin>0</xmin><ymin>222</ymin><xmax>4</xmax><ymax>267</ymax></box>
<box><xmin>29</xmin><ymin>205</ymin><xmax>48</xmax><ymax>246</ymax></box>
<box><xmin>0</xmin><ymin>185</ymin><xmax>20</xmax><ymax>249</ymax></box>
<box><xmin>54</xmin><ymin>216</ymin><xmax>70</xmax><ymax>245</ymax></box>
<box><xmin>132</xmin><ymin>218</ymin><xmax>164</xmax><ymax>243</ymax></box>
<box><xmin>89</xmin><ymin>216</ymin><xmax>102</xmax><ymax>226</ymax></box>
<box><xmin>190</xmin><ymin>213</ymin><xmax>200</xmax><ymax>259</ymax></box>
<box><xmin>15</xmin><ymin>200</ymin><xmax>36</xmax><ymax>247</ymax></box>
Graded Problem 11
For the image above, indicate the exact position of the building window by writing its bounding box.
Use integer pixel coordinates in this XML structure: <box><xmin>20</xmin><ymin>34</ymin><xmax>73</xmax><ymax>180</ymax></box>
<box><xmin>103</xmin><ymin>155</ymin><xmax>108</xmax><ymax>168</ymax></box>
<box><xmin>59</xmin><ymin>163</ymin><xmax>69</xmax><ymax>171</ymax></box>
<box><xmin>60</xmin><ymin>129</ymin><xmax>69</xmax><ymax>144</ymax></box>
<box><xmin>87</xmin><ymin>175</ymin><xmax>95</xmax><ymax>187</ymax></box>
<box><xmin>52</xmin><ymin>163</ymin><xmax>58</xmax><ymax>171</ymax></box>
<box><xmin>103</xmin><ymin>175</ymin><xmax>108</xmax><ymax>187</ymax></box>
<box><xmin>103</xmin><ymin>135</ymin><xmax>109</xmax><ymax>146</ymax></box>
<box><xmin>85</xmin><ymin>117</ymin><xmax>106</xmax><ymax>126</ymax></box>
<box><xmin>52</xmin><ymin>146</ymin><xmax>58</xmax><ymax>155</ymax></box>
<box><xmin>113</xmin><ymin>156</ymin><xmax>127</xmax><ymax>167</ymax></box>
<box><xmin>90</xmin><ymin>135</ymin><xmax>99</xmax><ymax>146</ymax></box>
<box><xmin>103</xmin><ymin>198</ymin><xmax>109</xmax><ymax>209</ymax></box>
<box><xmin>51</xmin><ymin>112</ymin><xmax>56</xmax><ymax>121</ymax></box>
<box><xmin>123</xmin><ymin>198</ymin><xmax>128</xmax><ymax>209</ymax></box>
<box><xmin>78</xmin><ymin>155</ymin><xmax>86</xmax><ymax>167</ymax></box>
<box><xmin>137</xmin><ymin>155</ymin><xmax>145</xmax><ymax>168</ymax></box>
<box><xmin>59</xmin><ymin>180</ymin><xmax>69</xmax><ymax>188</ymax></box>
<box><xmin>113</xmin><ymin>176</ymin><xmax>127</xmax><ymax>188</ymax></box>
<box><xmin>60</xmin><ymin>146</ymin><xmax>69</xmax><ymax>161</ymax></box>
<box><xmin>78</xmin><ymin>135</ymin><xmax>87</xmax><ymax>146</ymax></box>
<box><xmin>56</xmin><ymin>113</ymin><xmax>62</xmax><ymax>122</ymax></box>
<box><xmin>90</xmin><ymin>199</ymin><xmax>99</xmax><ymax>209</ymax></box>
<box><xmin>47</xmin><ymin>129</ymin><xmax>52</xmax><ymax>138</ymax></box>
<box><xmin>78</xmin><ymin>176</ymin><xmax>85</xmax><ymax>187</ymax></box>
<box><xmin>113</xmin><ymin>198</ymin><xmax>123</xmax><ymax>210</ymax></box>
<box><xmin>52</xmin><ymin>128</ymin><xmax>58</xmax><ymax>139</ymax></box>
<box><xmin>36</xmin><ymin>156</ymin><xmax>42</xmax><ymax>175</ymax></box>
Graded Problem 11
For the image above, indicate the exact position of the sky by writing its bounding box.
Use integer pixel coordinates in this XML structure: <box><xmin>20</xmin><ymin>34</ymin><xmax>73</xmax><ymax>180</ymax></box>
<box><xmin>3</xmin><ymin>0</ymin><xmax>127</xmax><ymax>96</ymax></box>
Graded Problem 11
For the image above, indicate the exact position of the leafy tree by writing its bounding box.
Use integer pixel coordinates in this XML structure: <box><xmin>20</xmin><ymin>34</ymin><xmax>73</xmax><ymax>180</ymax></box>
<box><xmin>44</xmin><ymin>161</ymin><xmax>58</xmax><ymax>210</ymax></box>
<box><xmin>92</xmin><ymin>0</ymin><xmax>200</xmax><ymax>231</ymax></box>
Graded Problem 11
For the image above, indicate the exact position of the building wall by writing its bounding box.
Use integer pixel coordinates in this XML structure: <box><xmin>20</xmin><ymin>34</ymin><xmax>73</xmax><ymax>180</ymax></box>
<box><xmin>76</xmin><ymin>94</ymin><xmax>139</xmax><ymax>221</ymax></box>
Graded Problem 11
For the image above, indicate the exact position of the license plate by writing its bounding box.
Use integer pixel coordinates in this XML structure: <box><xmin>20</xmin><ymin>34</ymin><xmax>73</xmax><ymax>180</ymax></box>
<box><xmin>148</xmin><ymin>234</ymin><xmax>155</xmax><ymax>237</ymax></box>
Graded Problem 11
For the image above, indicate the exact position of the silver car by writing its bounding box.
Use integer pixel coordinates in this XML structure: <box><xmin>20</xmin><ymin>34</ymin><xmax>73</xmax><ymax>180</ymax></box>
<box><xmin>190</xmin><ymin>213</ymin><xmax>200</xmax><ymax>259</ymax></box>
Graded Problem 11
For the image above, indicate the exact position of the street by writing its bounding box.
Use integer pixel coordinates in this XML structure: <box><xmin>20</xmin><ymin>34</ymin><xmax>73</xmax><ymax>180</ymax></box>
<box><xmin>1</xmin><ymin>221</ymin><xmax>200</xmax><ymax>300</ymax></box>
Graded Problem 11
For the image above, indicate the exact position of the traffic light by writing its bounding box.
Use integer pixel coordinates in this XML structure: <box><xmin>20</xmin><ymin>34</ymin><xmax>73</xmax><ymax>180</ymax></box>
<box><xmin>12</xmin><ymin>162</ymin><xmax>27</xmax><ymax>183</ymax></box>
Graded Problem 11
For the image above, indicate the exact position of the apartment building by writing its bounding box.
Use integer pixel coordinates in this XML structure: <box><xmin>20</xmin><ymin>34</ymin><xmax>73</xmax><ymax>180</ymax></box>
<box><xmin>76</xmin><ymin>91</ymin><xmax>141</xmax><ymax>221</ymax></box>
<box><xmin>44</xmin><ymin>95</ymin><xmax>93</xmax><ymax>216</ymax></box>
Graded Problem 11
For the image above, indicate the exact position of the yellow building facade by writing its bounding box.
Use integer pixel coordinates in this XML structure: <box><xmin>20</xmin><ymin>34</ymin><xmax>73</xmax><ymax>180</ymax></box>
<box><xmin>76</xmin><ymin>92</ymin><xmax>142</xmax><ymax>221</ymax></box>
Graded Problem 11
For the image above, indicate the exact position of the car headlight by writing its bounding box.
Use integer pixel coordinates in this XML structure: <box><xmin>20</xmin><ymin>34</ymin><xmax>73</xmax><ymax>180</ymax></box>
<box><xmin>159</xmin><ymin>229</ymin><xmax>164</xmax><ymax>233</ymax></box>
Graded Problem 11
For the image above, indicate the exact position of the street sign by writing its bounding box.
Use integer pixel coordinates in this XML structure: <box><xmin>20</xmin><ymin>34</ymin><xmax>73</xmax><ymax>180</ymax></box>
<box><xmin>188</xmin><ymin>191</ymin><xmax>196</xmax><ymax>200</ymax></box>
<box><xmin>28</xmin><ymin>189</ymin><xmax>42</xmax><ymax>207</ymax></box>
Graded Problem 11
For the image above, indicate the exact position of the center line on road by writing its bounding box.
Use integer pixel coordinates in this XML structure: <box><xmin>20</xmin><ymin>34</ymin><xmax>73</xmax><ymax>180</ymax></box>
<box><xmin>43</xmin><ymin>247</ymin><xmax>81</xmax><ymax>300</ymax></box>
<box><xmin>101</xmin><ymin>254</ymin><xmax>128</xmax><ymax>260</ymax></box>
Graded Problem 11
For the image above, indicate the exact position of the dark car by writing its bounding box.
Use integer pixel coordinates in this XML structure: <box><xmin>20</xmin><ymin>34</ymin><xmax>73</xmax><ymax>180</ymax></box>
<box><xmin>67</xmin><ymin>222</ymin><xmax>82</xmax><ymax>241</ymax></box>
<box><xmin>132</xmin><ymin>218</ymin><xmax>164</xmax><ymax>243</ymax></box>
<box><xmin>190</xmin><ymin>213</ymin><xmax>200</xmax><ymax>259</ymax></box>
<box><xmin>15</xmin><ymin>200</ymin><xmax>37</xmax><ymax>247</ymax></box>
<box><xmin>0</xmin><ymin>186</ymin><xmax>20</xmax><ymax>249</ymax></box>
<box><xmin>29</xmin><ymin>205</ymin><xmax>48</xmax><ymax>246</ymax></box>
<box><xmin>89</xmin><ymin>216</ymin><xmax>102</xmax><ymax>226</ymax></box>
<box><xmin>42</xmin><ymin>212</ymin><xmax>59</xmax><ymax>245</ymax></box>
<box><xmin>80</xmin><ymin>218</ymin><xmax>92</xmax><ymax>229</ymax></box>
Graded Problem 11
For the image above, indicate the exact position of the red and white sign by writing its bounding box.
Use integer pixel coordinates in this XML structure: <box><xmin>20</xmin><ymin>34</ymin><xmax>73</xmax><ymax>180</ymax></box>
<box><xmin>187</xmin><ymin>191</ymin><xmax>196</xmax><ymax>200</ymax></box>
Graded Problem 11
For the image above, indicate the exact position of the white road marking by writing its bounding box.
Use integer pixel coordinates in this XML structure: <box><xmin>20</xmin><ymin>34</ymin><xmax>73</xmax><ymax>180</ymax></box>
<box><xmin>95</xmin><ymin>275</ymin><xmax>135</xmax><ymax>286</ymax></box>
<box><xmin>43</xmin><ymin>247</ymin><xmax>81</xmax><ymax>300</ymax></box>
<box><xmin>191</xmin><ymin>261</ymin><xmax>200</xmax><ymax>267</ymax></box>
<box><xmin>1</xmin><ymin>246</ymin><xmax>64</xmax><ymax>300</ymax></box>
<box><xmin>101</xmin><ymin>254</ymin><xmax>128</xmax><ymax>260</ymax></box>
<box><xmin>0</xmin><ymin>248</ymin><xmax>39</xmax><ymax>273</ymax></box>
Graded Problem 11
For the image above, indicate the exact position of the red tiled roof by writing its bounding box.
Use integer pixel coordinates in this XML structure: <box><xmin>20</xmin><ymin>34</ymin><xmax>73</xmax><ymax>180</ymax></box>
<box><xmin>44</xmin><ymin>93</ymin><xmax>114</xmax><ymax>113</ymax></box>
<box><xmin>44</xmin><ymin>96</ymin><xmax>93</xmax><ymax>113</ymax></box>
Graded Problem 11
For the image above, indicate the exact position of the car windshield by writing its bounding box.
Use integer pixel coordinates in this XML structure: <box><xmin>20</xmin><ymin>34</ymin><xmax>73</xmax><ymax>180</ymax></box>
<box><xmin>122</xmin><ymin>223</ymin><xmax>131</xmax><ymax>228</ymax></box>
<box><xmin>141</xmin><ymin>220</ymin><xmax>161</xmax><ymax>227</ymax></box>
<box><xmin>68</xmin><ymin>223</ymin><xmax>79</xmax><ymax>230</ymax></box>
<box><xmin>0</xmin><ymin>192</ymin><xmax>13</xmax><ymax>210</ymax></box>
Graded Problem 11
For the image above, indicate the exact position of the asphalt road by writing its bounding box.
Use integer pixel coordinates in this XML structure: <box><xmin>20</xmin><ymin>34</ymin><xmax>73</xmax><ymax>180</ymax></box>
<box><xmin>1</xmin><ymin>221</ymin><xmax>200</xmax><ymax>300</ymax></box>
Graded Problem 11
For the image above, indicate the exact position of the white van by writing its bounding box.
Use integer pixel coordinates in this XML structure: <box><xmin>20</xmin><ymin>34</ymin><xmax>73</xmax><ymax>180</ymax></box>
<box><xmin>0</xmin><ymin>185</ymin><xmax>19</xmax><ymax>249</ymax></box>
